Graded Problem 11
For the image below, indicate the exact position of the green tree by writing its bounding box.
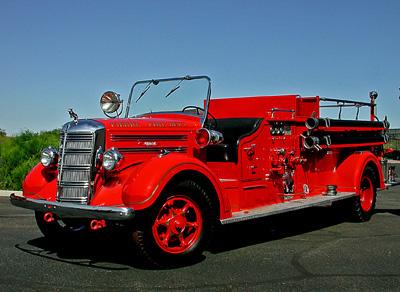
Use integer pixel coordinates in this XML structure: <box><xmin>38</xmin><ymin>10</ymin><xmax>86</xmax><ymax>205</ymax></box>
<box><xmin>0</xmin><ymin>129</ymin><xmax>59</xmax><ymax>190</ymax></box>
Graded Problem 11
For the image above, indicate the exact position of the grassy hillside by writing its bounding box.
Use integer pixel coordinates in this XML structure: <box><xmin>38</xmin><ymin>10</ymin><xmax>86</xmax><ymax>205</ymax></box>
<box><xmin>0</xmin><ymin>130</ymin><xmax>59</xmax><ymax>190</ymax></box>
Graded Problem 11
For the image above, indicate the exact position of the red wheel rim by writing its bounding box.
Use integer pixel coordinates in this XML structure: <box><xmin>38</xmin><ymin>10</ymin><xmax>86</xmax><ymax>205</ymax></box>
<box><xmin>359</xmin><ymin>176</ymin><xmax>374</xmax><ymax>212</ymax></box>
<box><xmin>152</xmin><ymin>196</ymin><xmax>203</xmax><ymax>254</ymax></box>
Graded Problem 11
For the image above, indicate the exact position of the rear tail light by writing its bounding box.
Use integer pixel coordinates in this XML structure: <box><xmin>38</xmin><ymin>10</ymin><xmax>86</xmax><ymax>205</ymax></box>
<box><xmin>196</xmin><ymin>128</ymin><xmax>223</xmax><ymax>148</ymax></box>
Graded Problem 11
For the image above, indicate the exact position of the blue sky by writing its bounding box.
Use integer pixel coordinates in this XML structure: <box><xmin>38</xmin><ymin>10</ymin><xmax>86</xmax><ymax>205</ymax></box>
<box><xmin>1</xmin><ymin>0</ymin><xmax>399</xmax><ymax>134</ymax></box>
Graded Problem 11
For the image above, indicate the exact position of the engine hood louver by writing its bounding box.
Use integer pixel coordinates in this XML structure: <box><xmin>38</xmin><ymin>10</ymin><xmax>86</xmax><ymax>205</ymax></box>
<box><xmin>108</xmin><ymin>132</ymin><xmax>190</xmax><ymax>155</ymax></box>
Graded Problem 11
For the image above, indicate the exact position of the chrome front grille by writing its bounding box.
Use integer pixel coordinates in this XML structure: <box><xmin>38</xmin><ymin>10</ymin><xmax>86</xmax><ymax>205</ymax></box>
<box><xmin>63</xmin><ymin>152</ymin><xmax>92</xmax><ymax>166</ymax></box>
<box><xmin>57</xmin><ymin>120</ymin><xmax>105</xmax><ymax>204</ymax></box>
<box><xmin>65</xmin><ymin>139</ymin><xmax>93</xmax><ymax>149</ymax></box>
<box><xmin>58</xmin><ymin>133</ymin><xmax>93</xmax><ymax>203</ymax></box>
<box><xmin>59</xmin><ymin>186</ymin><xmax>91</xmax><ymax>201</ymax></box>
<box><xmin>61</xmin><ymin>168</ymin><xmax>91</xmax><ymax>182</ymax></box>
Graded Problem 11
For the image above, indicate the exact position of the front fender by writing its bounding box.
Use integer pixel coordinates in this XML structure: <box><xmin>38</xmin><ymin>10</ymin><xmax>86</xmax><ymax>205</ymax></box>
<box><xmin>121</xmin><ymin>153</ymin><xmax>228</xmax><ymax>217</ymax></box>
<box><xmin>22</xmin><ymin>163</ymin><xmax>57</xmax><ymax>200</ymax></box>
<box><xmin>336</xmin><ymin>151</ymin><xmax>384</xmax><ymax>193</ymax></box>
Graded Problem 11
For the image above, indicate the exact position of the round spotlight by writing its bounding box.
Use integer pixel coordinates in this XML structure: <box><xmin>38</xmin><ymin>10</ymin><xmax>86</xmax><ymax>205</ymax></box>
<box><xmin>100</xmin><ymin>91</ymin><xmax>122</xmax><ymax>116</ymax></box>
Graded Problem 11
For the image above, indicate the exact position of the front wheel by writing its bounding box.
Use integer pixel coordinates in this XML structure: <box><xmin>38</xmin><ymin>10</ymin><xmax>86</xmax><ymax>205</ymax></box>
<box><xmin>132</xmin><ymin>180</ymin><xmax>216</xmax><ymax>267</ymax></box>
<box><xmin>35</xmin><ymin>211</ymin><xmax>87</xmax><ymax>239</ymax></box>
<box><xmin>35</xmin><ymin>211</ymin><xmax>64</xmax><ymax>238</ymax></box>
<box><xmin>152</xmin><ymin>196</ymin><xmax>203</xmax><ymax>255</ymax></box>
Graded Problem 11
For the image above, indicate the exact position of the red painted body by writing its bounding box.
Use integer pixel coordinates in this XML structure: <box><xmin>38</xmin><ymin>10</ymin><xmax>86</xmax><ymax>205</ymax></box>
<box><xmin>22</xmin><ymin>94</ymin><xmax>387</xmax><ymax>221</ymax></box>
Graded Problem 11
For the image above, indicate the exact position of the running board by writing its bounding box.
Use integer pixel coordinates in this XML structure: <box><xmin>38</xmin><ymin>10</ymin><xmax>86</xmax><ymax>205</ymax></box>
<box><xmin>384</xmin><ymin>181</ymin><xmax>400</xmax><ymax>188</ymax></box>
<box><xmin>221</xmin><ymin>192</ymin><xmax>356</xmax><ymax>225</ymax></box>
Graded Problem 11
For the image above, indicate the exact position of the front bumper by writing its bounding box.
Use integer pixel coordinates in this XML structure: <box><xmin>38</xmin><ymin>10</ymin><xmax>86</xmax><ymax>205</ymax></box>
<box><xmin>10</xmin><ymin>194</ymin><xmax>135</xmax><ymax>221</ymax></box>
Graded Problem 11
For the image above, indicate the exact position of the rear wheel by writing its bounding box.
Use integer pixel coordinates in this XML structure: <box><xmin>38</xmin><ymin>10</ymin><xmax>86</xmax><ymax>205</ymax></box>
<box><xmin>350</xmin><ymin>166</ymin><xmax>377</xmax><ymax>222</ymax></box>
<box><xmin>132</xmin><ymin>180</ymin><xmax>216</xmax><ymax>267</ymax></box>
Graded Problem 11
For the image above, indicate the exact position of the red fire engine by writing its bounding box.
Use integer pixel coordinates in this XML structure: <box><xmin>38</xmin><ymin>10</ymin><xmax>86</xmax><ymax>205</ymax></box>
<box><xmin>10</xmin><ymin>75</ymin><xmax>390</xmax><ymax>266</ymax></box>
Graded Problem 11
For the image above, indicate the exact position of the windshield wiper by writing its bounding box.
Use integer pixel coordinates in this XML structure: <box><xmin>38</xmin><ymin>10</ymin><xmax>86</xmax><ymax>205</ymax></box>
<box><xmin>165</xmin><ymin>85</ymin><xmax>181</xmax><ymax>98</ymax></box>
<box><xmin>164</xmin><ymin>76</ymin><xmax>190</xmax><ymax>98</ymax></box>
<box><xmin>135</xmin><ymin>80</ymin><xmax>159</xmax><ymax>103</ymax></box>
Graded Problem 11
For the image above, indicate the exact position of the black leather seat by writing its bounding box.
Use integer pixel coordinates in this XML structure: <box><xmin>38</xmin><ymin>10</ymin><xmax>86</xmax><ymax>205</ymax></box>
<box><xmin>206</xmin><ymin>118</ymin><xmax>262</xmax><ymax>162</ymax></box>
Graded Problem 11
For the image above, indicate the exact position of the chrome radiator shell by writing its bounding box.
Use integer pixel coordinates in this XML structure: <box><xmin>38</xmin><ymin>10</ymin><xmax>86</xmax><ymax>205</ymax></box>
<box><xmin>57</xmin><ymin>120</ymin><xmax>105</xmax><ymax>204</ymax></box>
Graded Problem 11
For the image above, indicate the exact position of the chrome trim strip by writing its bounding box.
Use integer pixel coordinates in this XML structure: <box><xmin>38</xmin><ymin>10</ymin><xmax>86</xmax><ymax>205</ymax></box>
<box><xmin>111</xmin><ymin>134</ymin><xmax>188</xmax><ymax>142</ymax></box>
<box><xmin>58</xmin><ymin>123</ymin><xmax>70</xmax><ymax>192</ymax></box>
<box><xmin>59</xmin><ymin>181</ymin><xmax>91</xmax><ymax>186</ymax></box>
<box><xmin>10</xmin><ymin>194</ymin><xmax>134</xmax><ymax>221</ymax></box>
<box><xmin>62</xmin><ymin>149</ymin><xmax>92</xmax><ymax>153</ymax></box>
<box><xmin>119</xmin><ymin>147</ymin><xmax>187</xmax><ymax>153</ymax></box>
<box><xmin>61</xmin><ymin>165</ymin><xmax>91</xmax><ymax>170</ymax></box>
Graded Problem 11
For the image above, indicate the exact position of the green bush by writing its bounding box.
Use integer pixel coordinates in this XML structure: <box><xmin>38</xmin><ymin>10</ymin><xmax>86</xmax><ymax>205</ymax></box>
<box><xmin>0</xmin><ymin>129</ymin><xmax>59</xmax><ymax>190</ymax></box>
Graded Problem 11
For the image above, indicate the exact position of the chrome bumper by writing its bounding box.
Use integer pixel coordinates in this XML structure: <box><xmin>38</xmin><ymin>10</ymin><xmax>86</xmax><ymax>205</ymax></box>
<box><xmin>10</xmin><ymin>194</ymin><xmax>135</xmax><ymax>221</ymax></box>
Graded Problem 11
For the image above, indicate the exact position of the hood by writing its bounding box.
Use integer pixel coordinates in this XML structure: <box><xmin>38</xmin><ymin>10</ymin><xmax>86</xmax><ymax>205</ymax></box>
<box><xmin>96</xmin><ymin>113</ymin><xmax>202</xmax><ymax>132</ymax></box>
<box><xmin>93</xmin><ymin>114</ymin><xmax>201</xmax><ymax>159</ymax></box>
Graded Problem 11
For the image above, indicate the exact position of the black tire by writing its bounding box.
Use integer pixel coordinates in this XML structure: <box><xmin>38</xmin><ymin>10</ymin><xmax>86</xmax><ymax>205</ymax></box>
<box><xmin>35</xmin><ymin>211</ymin><xmax>87</xmax><ymax>239</ymax></box>
<box><xmin>35</xmin><ymin>211</ymin><xmax>65</xmax><ymax>239</ymax></box>
<box><xmin>349</xmin><ymin>166</ymin><xmax>377</xmax><ymax>222</ymax></box>
<box><xmin>132</xmin><ymin>180</ymin><xmax>216</xmax><ymax>268</ymax></box>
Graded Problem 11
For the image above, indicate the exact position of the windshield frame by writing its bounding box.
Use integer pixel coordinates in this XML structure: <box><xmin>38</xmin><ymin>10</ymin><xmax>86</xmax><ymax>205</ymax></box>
<box><xmin>125</xmin><ymin>75</ymin><xmax>212</xmax><ymax>126</ymax></box>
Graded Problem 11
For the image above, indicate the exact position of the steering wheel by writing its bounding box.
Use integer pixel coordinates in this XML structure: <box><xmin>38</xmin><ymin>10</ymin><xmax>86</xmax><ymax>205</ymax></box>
<box><xmin>182</xmin><ymin>106</ymin><xmax>205</xmax><ymax>115</ymax></box>
<box><xmin>181</xmin><ymin>106</ymin><xmax>218</xmax><ymax>130</ymax></box>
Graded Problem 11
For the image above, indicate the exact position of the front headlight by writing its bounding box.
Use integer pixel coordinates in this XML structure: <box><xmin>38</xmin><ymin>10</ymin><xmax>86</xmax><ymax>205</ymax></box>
<box><xmin>102</xmin><ymin>148</ymin><xmax>122</xmax><ymax>171</ymax></box>
<box><xmin>41</xmin><ymin>147</ymin><xmax>59</xmax><ymax>167</ymax></box>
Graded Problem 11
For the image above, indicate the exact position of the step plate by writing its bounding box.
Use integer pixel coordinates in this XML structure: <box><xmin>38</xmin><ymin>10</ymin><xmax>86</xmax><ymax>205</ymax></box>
<box><xmin>221</xmin><ymin>192</ymin><xmax>356</xmax><ymax>225</ymax></box>
<box><xmin>384</xmin><ymin>181</ymin><xmax>400</xmax><ymax>188</ymax></box>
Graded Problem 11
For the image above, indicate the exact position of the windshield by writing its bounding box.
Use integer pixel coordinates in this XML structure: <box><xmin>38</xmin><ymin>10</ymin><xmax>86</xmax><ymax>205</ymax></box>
<box><xmin>125</xmin><ymin>76</ymin><xmax>211</xmax><ymax>124</ymax></box>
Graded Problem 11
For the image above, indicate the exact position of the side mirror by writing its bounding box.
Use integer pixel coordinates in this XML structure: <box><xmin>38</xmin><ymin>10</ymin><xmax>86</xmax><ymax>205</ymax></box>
<box><xmin>100</xmin><ymin>91</ymin><xmax>123</xmax><ymax>118</ymax></box>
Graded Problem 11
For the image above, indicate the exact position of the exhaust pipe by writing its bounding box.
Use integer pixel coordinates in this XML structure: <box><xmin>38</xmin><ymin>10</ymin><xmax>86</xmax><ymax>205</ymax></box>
<box><xmin>90</xmin><ymin>219</ymin><xmax>106</xmax><ymax>231</ymax></box>
<box><xmin>43</xmin><ymin>212</ymin><xmax>55</xmax><ymax>223</ymax></box>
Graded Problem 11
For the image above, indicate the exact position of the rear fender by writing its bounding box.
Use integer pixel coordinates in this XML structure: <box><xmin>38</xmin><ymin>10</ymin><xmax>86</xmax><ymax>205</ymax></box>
<box><xmin>121</xmin><ymin>153</ymin><xmax>229</xmax><ymax>218</ymax></box>
<box><xmin>336</xmin><ymin>151</ymin><xmax>384</xmax><ymax>193</ymax></box>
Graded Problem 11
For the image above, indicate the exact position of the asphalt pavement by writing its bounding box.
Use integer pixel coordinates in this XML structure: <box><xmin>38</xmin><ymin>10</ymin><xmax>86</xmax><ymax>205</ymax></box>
<box><xmin>1</xmin><ymin>186</ymin><xmax>399</xmax><ymax>291</ymax></box>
